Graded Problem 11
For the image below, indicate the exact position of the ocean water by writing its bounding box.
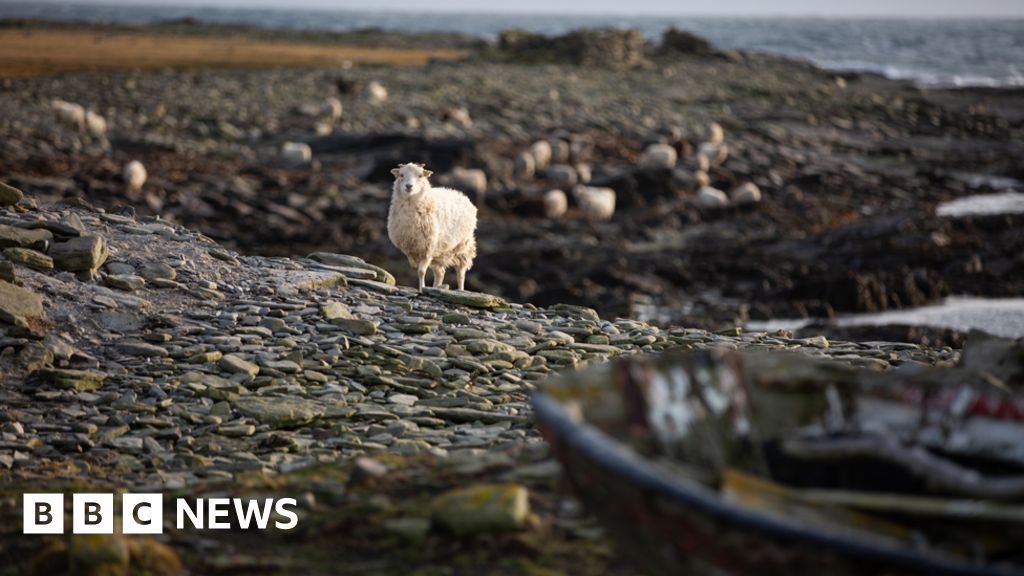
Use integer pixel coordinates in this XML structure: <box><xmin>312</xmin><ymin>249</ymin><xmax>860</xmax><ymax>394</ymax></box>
<box><xmin>1</xmin><ymin>2</ymin><xmax>1022</xmax><ymax>88</ymax></box>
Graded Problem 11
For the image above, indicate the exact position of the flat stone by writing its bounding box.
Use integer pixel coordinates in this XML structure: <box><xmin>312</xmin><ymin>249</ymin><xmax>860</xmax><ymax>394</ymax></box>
<box><xmin>104</xmin><ymin>274</ymin><xmax>145</xmax><ymax>291</ymax></box>
<box><xmin>0</xmin><ymin>261</ymin><xmax>14</xmax><ymax>283</ymax></box>
<box><xmin>0</xmin><ymin>182</ymin><xmax>24</xmax><ymax>206</ymax></box>
<box><xmin>232</xmin><ymin>396</ymin><xmax>324</xmax><ymax>427</ymax></box>
<box><xmin>0</xmin><ymin>280</ymin><xmax>44</xmax><ymax>323</ymax></box>
<box><xmin>431</xmin><ymin>484</ymin><xmax>530</xmax><ymax>536</ymax></box>
<box><xmin>33</xmin><ymin>368</ymin><xmax>106</xmax><ymax>391</ymax></box>
<box><xmin>3</xmin><ymin>247</ymin><xmax>52</xmax><ymax>271</ymax></box>
<box><xmin>321</xmin><ymin>301</ymin><xmax>353</xmax><ymax>320</ymax></box>
<box><xmin>116</xmin><ymin>341</ymin><xmax>168</xmax><ymax>358</ymax></box>
<box><xmin>139</xmin><ymin>263</ymin><xmax>176</xmax><ymax>281</ymax></box>
<box><xmin>0</xmin><ymin>224</ymin><xmax>52</xmax><ymax>251</ymax></box>
<box><xmin>307</xmin><ymin>252</ymin><xmax>396</xmax><ymax>285</ymax></box>
<box><xmin>331</xmin><ymin>318</ymin><xmax>378</xmax><ymax>336</ymax></box>
<box><xmin>219</xmin><ymin>354</ymin><xmax>260</xmax><ymax>377</ymax></box>
<box><xmin>50</xmin><ymin>235</ymin><xmax>108</xmax><ymax>272</ymax></box>
<box><xmin>423</xmin><ymin>288</ymin><xmax>507</xmax><ymax>309</ymax></box>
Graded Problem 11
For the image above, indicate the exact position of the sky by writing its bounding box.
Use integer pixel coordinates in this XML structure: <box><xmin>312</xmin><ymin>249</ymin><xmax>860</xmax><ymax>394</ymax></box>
<box><xmin>24</xmin><ymin>0</ymin><xmax>1024</xmax><ymax>18</ymax></box>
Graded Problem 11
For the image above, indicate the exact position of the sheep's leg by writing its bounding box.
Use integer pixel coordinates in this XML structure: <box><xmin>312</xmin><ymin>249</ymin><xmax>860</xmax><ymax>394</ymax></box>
<box><xmin>432</xmin><ymin>265</ymin><xmax>446</xmax><ymax>288</ymax></box>
<box><xmin>416</xmin><ymin>260</ymin><xmax>430</xmax><ymax>291</ymax></box>
<box><xmin>456</xmin><ymin>267</ymin><xmax>467</xmax><ymax>291</ymax></box>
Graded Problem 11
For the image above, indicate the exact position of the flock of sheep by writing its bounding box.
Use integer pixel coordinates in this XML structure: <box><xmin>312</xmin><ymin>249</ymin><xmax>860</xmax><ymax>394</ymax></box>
<box><xmin>50</xmin><ymin>84</ymin><xmax>765</xmax><ymax>293</ymax></box>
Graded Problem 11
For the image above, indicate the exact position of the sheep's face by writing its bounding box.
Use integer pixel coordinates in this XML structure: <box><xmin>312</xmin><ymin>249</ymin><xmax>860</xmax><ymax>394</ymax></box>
<box><xmin>391</xmin><ymin>163</ymin><xmax>433</xmax><ymax>196</ymax></box>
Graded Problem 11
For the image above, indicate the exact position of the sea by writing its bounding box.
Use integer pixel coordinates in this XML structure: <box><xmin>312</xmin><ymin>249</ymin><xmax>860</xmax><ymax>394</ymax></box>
<box><xmin>1</xmin><ymin>2</ymin><xmax>1023</xmax><ymax>88</ymax></box>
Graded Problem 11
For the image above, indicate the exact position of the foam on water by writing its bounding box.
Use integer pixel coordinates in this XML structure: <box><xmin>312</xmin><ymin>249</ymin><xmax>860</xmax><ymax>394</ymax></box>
<box><xmin>747</xmin><ymin>297</ymin><xmax>1024</xmax><ymax>339</ymax></box>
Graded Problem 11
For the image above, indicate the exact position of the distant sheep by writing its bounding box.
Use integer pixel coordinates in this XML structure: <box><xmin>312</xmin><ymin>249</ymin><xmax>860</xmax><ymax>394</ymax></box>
<box><xmin>322</xmin><ymin>97</ymin><xmax>343</xmax><ymax>122</ymax></box>
<box><xmin>388</xmin><ymin>163</ymin><xmax>478</xmax><ymax>290</ymax></box>
<box><xmin>447</xmin><ymin>167</ymin><xmax>488</xmax><ymax>204</ymax></box>
<box><xmin>443</xmin><ymin>106</ymin><xmax>473</xmax><ymax>128</ymax></box>
<box><xmin>366</xmin><ymin>81</ymin><xmax>388</xmax><ymax>104</ymax></box>
<box><xmin>529</xmin><ymin>140</ymin><xmax>552</xmax><ymax>170</ymax></box>
<box><xmin>123</xmin><ymin>160</ymin><xmax>147</xmax><ymax>193</ymax></box>
<box><xmin>51</xmin><ymin>99</ymin><xmax>85</xmax><ymax>131</ymax></box>
<box><xmin>543</xmin><ymin>189</ymin><xmax>567</xmax><ymax>219</ymax></box>
<box><xmin>698</xmin><ymin>142</ymin><xmax>729</xmax><ymax>167</ymax></box>
<box><xmin>574</xmin><ymin>185</ymin><xmax>616</xmax><ymax>222</ymax></box>
<box><xmin>705</xmin><ymin>122</ymin><xmax>725</xmax><ymax>146</ymax></box>
<box><xmin>731</xmin><ymin>182</ymin><xmax>762</xmax><ymax>206</ymax></box>
<box><xmin>697</xmin><ymin>186</ymin><xmax>728</xmax><ymax>208</ymax></box>
<box><xmin>85</xmin><ymin>110</ymin><xmax>107</xmax><ymax>137</ymax></box>
<box><xmin>639</xmin><ymin>143</ymin><xmax>678</xmax><ymax>169</ymax></box>
<box><xmin>514</xmin><ymin>151</ymin><xmax>536</xmax><ymax>179</ymax></box>
<box><xmin>281</xmin><ymin>142</ymin><xmax>312</xmax><ymax>165</ymax></box>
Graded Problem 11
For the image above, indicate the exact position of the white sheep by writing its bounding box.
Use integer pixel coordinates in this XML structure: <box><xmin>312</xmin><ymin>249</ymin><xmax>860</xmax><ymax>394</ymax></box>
<box><xmin>443</xmin><ymin>106</ymin><xmax>472</xmax><ymax>128</ymax></box>
<box><xmin>281</xmin><ymin>142</ymin><xmax>312</xmax><ymax>165</ymax></box>
<box><xmin>706</xmin><ymin>122</ymin><xmax>725</xmax><ymax>146</ymax></box>
<box><xmin>448</xmin><ymin>167</ymin><xmax>487</xmax><ymax>204</ymax></box>
<box><xmin>123</xmin><ymin>160</ymin><xmax>147</xmax><ymax>193</ymax></box>
<box><xmin>388</xmin><ymin>163</ymin><xmax>478</xmax><ymax>291</ymax></box>
<box><xmin>366</xmin><ymin>81</ymin><xmax>388</xmax><ymax>104</ymax></box>
<box><xmin>514</xmin><ymin>151</ymin><xmax>535</xmax><ymax>179</ymax></box>
<box><xmin>731</xmin><ymin>182</ymin><xmax>762</xmax><ymax>205</ymax></box>
<box><xmin>529</xmin><ymin>140</ymin><xmax>552</xmax><ymax>170</ymax></box>
<box><xmin>543</xmin><ymin>189</ymin><xmax>567</xmax><ymax>219</ymax></box>
<box><xmin>697</xmin><ymin>186</ymin><xmax>728</xmax><ymax>208</ymax></box>
<box><xmin>698</xmin><ymin>142</ymin><xmax>729</xmax><ymax>167</ymax></box>
<box><xmin>574</xmin><ymin>186</ymin><xmax>616</xmax><ymax>222</ymax></box>
<box><xmin>639</xmin><ymin>143</ymin><xmax>677</xmax><ymax>169</ymax></box>
<box><xmin>695</xmin><ymin>170</ymin><xmax>711</xmax><ymax>189</ymax></box>
<box><xmin>322</xmin><ymin>97</ymin><xmax>343</xmax><ymax>122</ymax></box>
<box><xmin>85</xmin><ymin>110</ymin><xmax>107</xmax><ymax>137</ymax></box>
<box><xmin>51</xmin><ymin>99</ymin><xmax>85</xmax><ymax>131</ymax></box>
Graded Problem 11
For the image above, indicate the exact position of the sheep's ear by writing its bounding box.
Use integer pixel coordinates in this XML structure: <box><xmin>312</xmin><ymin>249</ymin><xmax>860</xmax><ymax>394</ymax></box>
<box><xmin>422</xmin><ymin>169</ymin><xmax>433</xmax><ymax>178</ymax></box>
<box><xmin>390</xmin><ymin>168</ymin><xmax>400</xmax><ymax>177</ymax></box>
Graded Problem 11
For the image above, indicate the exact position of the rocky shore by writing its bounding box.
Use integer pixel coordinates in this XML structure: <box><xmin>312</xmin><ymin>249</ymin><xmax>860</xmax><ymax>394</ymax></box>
<box><xmin>0</xmin><ymin>19</ymin><xmax>1016</xmax><ymax>574</ymax></box>
<box><xmin>0</xmin><ymin>188</ymin><xmax>957</xmax><ymax>573</ymax></box>
<box><xmin>1</xmin><ymin>21</ymin><xmax>1020</xmax><ymax>344</ymax></box>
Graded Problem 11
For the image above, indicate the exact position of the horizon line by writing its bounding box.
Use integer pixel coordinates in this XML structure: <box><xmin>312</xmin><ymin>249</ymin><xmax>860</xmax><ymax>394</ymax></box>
<box><xmin>6</xmin><ymin>0</ymin><xmax>1024</xmax><ymax>20</ymax></box>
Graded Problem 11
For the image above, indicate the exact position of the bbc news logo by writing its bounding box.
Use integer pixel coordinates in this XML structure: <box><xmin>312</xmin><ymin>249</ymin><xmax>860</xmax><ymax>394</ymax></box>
<box><xmin>23</xmin><ymin>493</ymin><xmax>298</xmax><ymax>534</ymax></box>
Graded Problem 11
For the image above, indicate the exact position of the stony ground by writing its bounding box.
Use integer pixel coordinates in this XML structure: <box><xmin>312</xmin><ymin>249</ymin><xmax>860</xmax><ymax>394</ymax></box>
<box><xmin>0</xmin><ymin>189</ymin><xmax>958</xmax><ymax>574</ymax></box>
<box><xmin>0</xmin><ymin>24</ymin><xmax>1021</xmax><ymax>345</ymax></box>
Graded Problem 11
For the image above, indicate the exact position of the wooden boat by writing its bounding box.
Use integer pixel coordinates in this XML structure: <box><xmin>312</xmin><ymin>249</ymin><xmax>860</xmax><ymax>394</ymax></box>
<box><xmin>532</xmin><ymin>336</ymin><xmax>1024</xmax><ymax>576</ymax></box>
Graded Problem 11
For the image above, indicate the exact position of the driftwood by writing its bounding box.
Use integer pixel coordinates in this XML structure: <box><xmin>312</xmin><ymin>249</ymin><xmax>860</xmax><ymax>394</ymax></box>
<box><xmin>782</xmin><ymin>436</ymin><xmax>1024</xmax><ymax>500</ymax></box>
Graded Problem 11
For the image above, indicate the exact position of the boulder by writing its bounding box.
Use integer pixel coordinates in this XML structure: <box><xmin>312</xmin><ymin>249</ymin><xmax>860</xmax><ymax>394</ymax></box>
<box><xmin>50</xmin><ymin>235</ymin><xmax>108</xmax><ymax>272</ymax></box>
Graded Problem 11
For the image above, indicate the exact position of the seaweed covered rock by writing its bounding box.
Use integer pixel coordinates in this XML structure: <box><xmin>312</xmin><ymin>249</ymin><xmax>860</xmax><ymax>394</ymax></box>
<box><xmin>658</xmin><ymin>27</ymin><xmax>719</xmax><ymax>57</ymax></box>
<box><xmin>496</xmin><ymin>28</ymin><xmax>646</xmax><ymax>69</ymax></box>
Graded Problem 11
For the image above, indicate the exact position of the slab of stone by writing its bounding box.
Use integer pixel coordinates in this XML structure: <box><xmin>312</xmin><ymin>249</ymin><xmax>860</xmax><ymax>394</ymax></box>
<box><xmin>423</xmin><ymin>287</ymin><xmax>507</xmax><ymax>309</ymax></box>
<box><xmin>0</xmin><ymin>182</ymin><xmax>23</xmax><ymax>206</ymax></box>
<box><xmin>0</xmin><ymin>224</ymin><xmax>52</xmax><ymax>251</ymax></box>
<box><xmin>431</xmin><ymin>484</ymin><xmax>530</xmax><ymax>536</ymax></box>
<box><xmin>232</xmin><ymin>396</ymin><xmax>324</xmax><ymax>427</ymax></box>
<box><xmin>50</xmin><ymin>235</ymin><xmax>108</xmax><ymax>272</ymax></box>
<box><xmin>0</xmin><ymin>280</ymin><xmax>44</xmax><ymax>323</ymax></box>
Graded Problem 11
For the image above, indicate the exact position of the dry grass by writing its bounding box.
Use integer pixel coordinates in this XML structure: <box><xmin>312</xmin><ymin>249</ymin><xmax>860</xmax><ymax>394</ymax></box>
<box><xmin>0</xmin><ymin>29</ymin><xmax>467</xmax><ymax>77</ymax></box>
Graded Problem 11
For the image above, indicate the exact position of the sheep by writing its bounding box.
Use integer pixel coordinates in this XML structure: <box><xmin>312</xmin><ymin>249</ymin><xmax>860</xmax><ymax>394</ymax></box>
<box><xmin>322</xmin><ymin>97</ymin><xmax>343</xmax><ymax>122</ymax></box>
<box><xmin>85</xmin><ymin>110</ymin><xmax>107</xmax><ymax>137</ymax></box>
<box><xmin>731</xmin><ymin>182</ymin><xmax>762</xmax><ymax>206</ymax></box>
<box><xmin>514</xmin><ymin>151</ymin><xmax>535</xmax><ymax>179</ymax></box>
<box><xmin>443</xmin><ymin>106</ymin><xmax>472</xmax><ymax>128</ymax></box>
<box><xmin>51</xmin><ymin>99</ymin><xmax>85</xmax><ymax>131</ymax></box>
<box><xmin>698</xmin><ymin>142</ymin><xmax>729</xmax><ymax>167</ymax></box>
<box><xmin>281</xmin><ymin>142</ymin><xmax>312</xmax><ymax>165</ymax></box>
<box><xmin>529</xmin><ymin>140</ymin><xmax>552</xmax><ymax>170</ymax></box>
<box><xmin>695</xmin><ymin>170</ymin><xmax>711</xmax><ymax>188</ymax></box>
<box><xmin>705</xmin><ymin>122</ymin><xmax>725</xmax><ymax>146</ymax></box>
<box><xmin>543</xmin><ymin>189</ymin><xmax>567</xmax><ymax>219</ymax></box>
<box><xmin>574</xmin><ymin>185</ymin><xmax>616</xmax><ymax>222</ymax></box>
<box><xmin>365</xmin><ymin>81</ymin><xmax>388</xmax><ymax>104</ymax></box>
<box><xmin>575</xmin><ymin>163</ymin><xmax>592</xmax><ymax>184</ymax></box>
<box><xmin>639</xmin><ymin>143</ymin><xmax>678</xmax><ymax>169</ymax></box>
<box><xmin>123</xmin><ymin>160</ymin><xmax>147</xmax><ymax>193</ymax></box>
<box><xmin>388</xmin><ymin>163</ymin><xmax>478</xmax><ymax>291</ymax></box>
<box><xmin>446</xmin><ymin>167</ymin><xmax>487</xmax><ymax>205</ymax></box>
<box><xmin>697</xmin><ymin>186</ymin><xmax>729</xmax><ymax>208</ymax></box>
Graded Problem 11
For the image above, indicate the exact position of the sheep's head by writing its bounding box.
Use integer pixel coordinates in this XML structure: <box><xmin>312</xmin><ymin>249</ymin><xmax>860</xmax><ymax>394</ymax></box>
<box><xmin>391</xmin><ymin>163</ymin><xmax>433</xmax><ymax>196</ymax></box>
